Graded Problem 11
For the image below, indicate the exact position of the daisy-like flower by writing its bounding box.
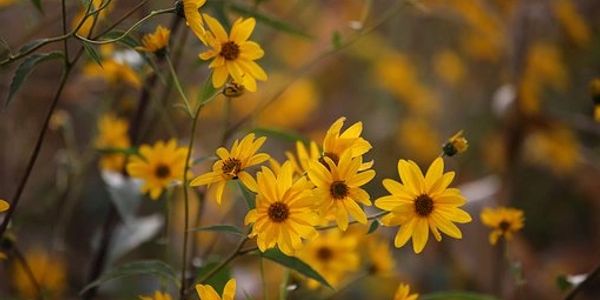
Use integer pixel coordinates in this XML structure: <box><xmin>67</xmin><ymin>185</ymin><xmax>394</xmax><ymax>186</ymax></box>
<box><xmin>296</xmin><ymin>230</ymin><xmax>359</xmax><ymax>288</ymax></box>
<box><xmin>199</xmin><ymin>14</ymin><xmax>267</xmax><ymax>92</ymax></box>
<box><xmin>83</xmin><ymin>59</ymin><xmax>141</xmax><ymax>88</ymax></box>
<box><xmin>190</xmin><ymin>133</ymin><xmax>269</xmax><ymax>205</ymax></box>
<box><xmin>375</xmin><ymin>157</ymin><xmax>472</xmax><ymax>253</ymax></box>
<box><xmin>126</xmin><ymin>139</ymin><xmax>188</xmax><ymax>200</ymax></box>
<box><xmin>244</xmin><ymin>162</ymin><xmax>318</xmax><ymax>255</ymax></box>
<box><xmin>480</xmin><ymin>207</ymin><xmax>525</xmax><ymax>245</ymax></box>
<box><xmin>308</xmin><ymin>152</ymin><xmax>375</xmax><ymax>231</ymax></box>
<box><xmin>137</xmin><ymin>25</ymin><xmax>170</xmax><ymax>54</ymax></box>
<box><xmin>366</xmin><ymin>236</ymin><xmax>396</xmax><ymax>276</ymax></box>
<box><xmin>95</xmin><ymin>114</ymin><xmax>131</xmax><ymax>172</ymax></box>
<box><xmin>182</xmin><ymin>0</ymin><xmax>207</xmax><ymax>44</ymax></box>
<box><xmin>285</xmin><ymin>140</ymin><xmax>320</xmax><ymax>175</ymax></box>
<box><xmin>0</xmin><ymin>199</ymin><xmax>9</xmax><ymax>213</ymax></box>
<box><xmin>321</xmin><ymin>117</ymin><xmax>373</xmax><ymax>170</ymax></box>
<box><xmin>393</xmin><ymin>283</ymin><xmax>419</xmax><ymax>300</ymax></box>
<box><xmin>139</xmin><ymin>291</ymin><xmax>172</xmax><ymax>300</ymax></box>
<box><xmin>442</xmin><ymin>130</ymin><xmax>468</xmax><ymax>157</ymax></box>
<box><xmin>196</xmin><ymin>278</ymin><xmax>236</xmax><ymax>300</ymax></box>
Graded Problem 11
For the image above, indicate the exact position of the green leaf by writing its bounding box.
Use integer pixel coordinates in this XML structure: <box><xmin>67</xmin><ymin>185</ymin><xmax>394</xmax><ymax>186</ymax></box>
<box><xmin>367</xmin><ymin>219</ymin><xmax>380</xmax><ymax>234</ymax></box>
<box><xmin>103</xmin><ymin>30</ymin><xmax>140</xmax><ymax>48</ymax></box>
<box><xmin>331</xmin><ymin>31</ymin><xmax>342</xmax><ymax>49</ymax></box>
<box><xmin>261</xmin><ymin>248</ymin><xmax>332</xmax><ymax>289</ymax></box>
<box><xmin>5</xmin><ymin>51</ymin><xmax>63</xmax><ymax>108</ymax></box>
<box><xmin>556</xmin><ymin>274</ymin><xmax>572</xmax><ymax>292</ymax></box>
<box><xmin>229</xmin><ymin>3</ymin><xmax>312</xmax><ymax>39</ymax></box>
<box><xmin>30</xmin><ymin>0</ymin><xmax>43</xmax><ymax>13</ymax></box>
<box><xmin>196</xmin><ymin>261</ymin><xmax>232</xmax><ymax>294</ymax></box>
<box><xmin>237</xmin><ymin>180</ymin><xmax>255</xmax><ymax>209</ymax></box>
<box><xmin>250</xmin><ymin>127</ymin><xmax>307</xmax><ymax>144</ymax></box>
<box><xmin>188</xmin><ymin>224</ymin><xmax>244</xmax><ymax>236</ymax></box>
<box><xmin>16</xmin><ymin>39</ymin><xmax>46</xmax><ymax>56</ymax></box>
<box><xmin>82</xmin><ymin>42</ymin><xmax>103</xmax><ymax>67</ymax></box>
<box><xmin>421</xmin><ymin>292</ymin><xmax>499</xmax><ymax>300</ymax></box>
<box><xmin>198</xmin><ymin>77</ymin><xmax>219</xmax><ymax>105</ymax></box>
<box><xmin>80</xmin><ymin>260</ymin><xmax>179</xmax><ymax>294</ymax></box>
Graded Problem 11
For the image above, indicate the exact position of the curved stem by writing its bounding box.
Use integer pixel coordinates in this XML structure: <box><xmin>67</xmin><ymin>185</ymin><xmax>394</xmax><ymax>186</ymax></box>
<box><xmin>165</xmin><ymin>54</ymin><xmax>194</xmax><ymax>118</ymax></box>
<box><xmin>316</xmin><ymin>210</ymin><xmax>388</xmax><ymax>231</ymax></box>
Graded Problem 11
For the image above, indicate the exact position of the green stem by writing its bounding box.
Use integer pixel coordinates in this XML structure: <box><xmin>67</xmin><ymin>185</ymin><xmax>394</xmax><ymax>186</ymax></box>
<box><xmin>165</xmin><ymin>54</ymin><xmax>194</xmax><ymax>118</ymax></box>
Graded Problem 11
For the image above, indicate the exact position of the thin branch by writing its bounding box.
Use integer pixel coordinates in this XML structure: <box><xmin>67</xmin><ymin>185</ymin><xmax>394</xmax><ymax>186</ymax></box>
<box><xmin>315</xmin><ymin>211</ymin><xmax>388</xmax><ymax>231</ymax></box>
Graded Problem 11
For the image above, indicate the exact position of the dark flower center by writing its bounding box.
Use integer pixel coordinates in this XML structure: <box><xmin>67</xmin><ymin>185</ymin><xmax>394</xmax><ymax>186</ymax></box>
<box><xmin>267</xmin><ymin>202</ymin><xmax>290</xmax><ymax>223</ymax></box>
<box><xmin>499</xmin><ymin>220</ymin><xmax>511</xmax><ymax>232</ymax></box>
<box><xmin>330</xmin><ymin>181</ymin><xmax>349</xmax><ymax>199</ymax></box>
<box><xmin>414</xmin><ymin>194</ymin><xmax>434</xmax><ymax>217</ymax></box>
<box><xmin>222</xmin><ymin>158</ymin><xmax>242</xmax><ymax>177</ymax></box>
<box><xmin>155</xmin><ymin>164</ymin><xmax>171</xmax><ymax>179</ymax></box>
<box><xmin>316</xmin><ymin>246</ymin><xmax>333</xmax><ymax>261</ymax></box>
<box><xmin>220</xmin><ymin>41</ymin><xmax>240</xmax><ymax>60</ymax></box>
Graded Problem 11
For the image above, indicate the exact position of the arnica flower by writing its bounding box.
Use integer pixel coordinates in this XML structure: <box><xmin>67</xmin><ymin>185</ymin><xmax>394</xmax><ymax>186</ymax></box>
<box><xmin>442</xmin><ymin>130</ymin><xmax>468</xmax><ymax>157</ymax></box>
<box><xmin>0</xmin><ymin>199</ymin><xmax>9</xmax><ymax>212</ymax></box>
<box><xmin>296</xmin><ymin>230</ymin><xmax>359</xmax><ymax>288</ymax></box>
<box><xmin>196</xmin><ymin>278</ymin><xmax>236</xmax><ymax>300</ymax></box>
<box><xmin>308</xmin><ymin>152</ymin><xmax>375</xmax><ymax>231</ymax></box>
<box><xmin>12</xmin><ymin>248</ymin><xmax>67</xmax><ymax>300</ymax></box>
<box><xmin>182</xmin><ymin>0</ymin><xmax>208</xmax><ymax>44</ymax></box>
<box><xmin>137</xmin><ymin>25</ymin><xmax>171</xmax><ymax>55</ymax></box>
<box><xmin>126</xmin><ymin>139</ymin><xmax>188</xmax><ymax>200</ymax></box>
<box><xmin>244</xmin><ymin>162</ymin><xmax>319</xmax><ymax>255</ymax></box>
<box><xmin>190</xmin><ymin>133</ymin><xmax>269</xmax><ymax>205</ymax></box>
<box><xmin>199</xmin><ymin>14</ymin><xmax>267</xmax><ymax>92</ymax></box>
<box><xmin>375</xmin><ymin>157</ymin><xmax>471</xmax><ymax>253</ymax></box>
<box><xmin>321</xmin><ymin>117</ymin><xmax>372</xmax><ymax>170</ymax></box>
<box><xmin>285</xmin><ymin>140</ymin><xmax>320</xmax><ymax>175</ymax></box>
<box><xmin>590</xmin><ymin>78</ymin><xmax>600</xmax><ymax>122</ymax></box>
<box><xmin>393</xmin><ymin>283</ymin><xmax>419</xmax><ymax>300</ymax></box>
<box><xmin>95</xmin><ymin>114</ymin><xmax>131</xmax><ymax>172</ymax></box>
<box><xmin>480</xmin><ymin>207</ymin><xmax>524</xmax><ymax>245</ymax></box>
<box><xmin>139</xmin><ymin>291</ymin><xmax>172</xmax><ymax>300</ymax></box>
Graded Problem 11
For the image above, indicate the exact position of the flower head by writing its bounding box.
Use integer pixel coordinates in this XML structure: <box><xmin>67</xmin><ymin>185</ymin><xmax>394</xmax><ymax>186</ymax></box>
<box><xmin>321</xmin><ymin>117</ymin><xmax>372</xmax><ymax>169</ymax></box>
<box><xmin>190</xmin><ymin>133</ymin><xmax>269</xmax><ymax>205</ymax></box>
<box><xmin>95</xmin><ymin>114</ymin><xmax>131</xmax><ymax>172</ymax></box>
<box><xmin>480</xmin><ymin>207</ymin><xmax>524</xmax><ymax>245</ymax></box>
<box><xmin>308</xmin><ymin>152</ymin><xmax>375</xmax><ymax>231</ymax></box>
<box><xmin>137</xmin><ymin>25</ymin><xmax>171</xmax><ymax>54</ymax></box>
<box><xmin>375</xmin><ymin>157</ymin><xmax>472</xmax><ymax>253</ymax></box>
<box><xmin>139</xmin><ymin>291</ymin><xmax>172</xmax><ymax>300</ymax></box>
<box><xmin>442</xmin><ymin>130</ymin><xmax>468</xmax><ymax>157</ymax></box>
<box><xmin>84</xmin><ymin>59</ymin><xmax>141</xmax><ymax>88</ymax></box>
<box><xmin>365</xmin><ymin>235</ymin><xmax>395</xmax><ymax>276</ymax></box>
<box><xmin>199</xmin><ymin>15</ymin><xmax>267</xmax><ymax>92</ymax></box>
<box><xmin>0</xmin><ymin>199</ymin><xmax>9</xmax><ymax>213</ymax></box>
<box><xmin>126</xmin><ymin>139</ymin><xmax>188</xmax><ymax>200</ymax></box>
<box><xmin>393</xmin><ymin>283</ymin><xmax>419</xmax><ymax>300</ymax></box>
<box><xmin>285</xmin><ymin>140</ymin><xmax>320</xmax><ymax>175</ymax></box>
<box><xmin>182</xmin><ymin>0</ymin><xmax>208</xmax><ymax>44</ymax></box>
<box><xmin>12</xmin><ymin>248</ymin><xmax>66</xmax><ymax>300</ymax></box>
<box><xmin>196</xmin><ymin>278</ymin><xmax>236</xmax><ymax>300</ymax></box>
<box><xmin>244</xmin><ymin>162</ymin><xmax>318</xmax><ymax>255</ymax></box>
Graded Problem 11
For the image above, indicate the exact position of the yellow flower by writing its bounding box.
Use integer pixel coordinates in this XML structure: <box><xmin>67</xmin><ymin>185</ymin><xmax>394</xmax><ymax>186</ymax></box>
<box><xmin>366</xmin><ymin>235</ymin><xmax>396</xmax><ymax>276</ymax></box>
<box><xmin>126</xmin><ymin>139</ymin><xmax>188</xmax><ymax>200</ymax></box>
<box><xmin>285</xmin><ymin>140</ymin><xmax>321</xmax><ymax>175</ymax></box>
<box><xmin>183</xmin><ymin>0</ymin><xmax>208</xmax><ymax>44</ymax></box>
<box><xmin>84</xmin><ymin>59</ymin><xmax>142</xmax><ymax>88</ymax></box>
<box><xmin>480</xmin><ymin>207</ymin><xmax>524</xmax><ymax>245</ymax></box>
<box><xmin>137</xmin><ymin>25</ymin><xmax>171</xmax><ymax>54</ymax></box>
<box><xmin>393</xmin><ymin>283</ymin><xmax>419</xmax><ymax>300</ymax></box>
<box><xmin>196</xmin><ymin>278</ymin><xmax>236</xmax><ymax>300</ymax></box>
<box><xmin>139</xmin><ymin>291</ymin><xmax>173</xmax><ymax>300</ymax></box>
<box><xmin>12</xmin><ymin>248</ymin><xmax>67</xmax><ymax>300</ymax></box>
<box><xmin>244</xmin><ymin>162</ymin><xmax>318</xmax><ymax>255</ymax></box>
<box><xmin>296</xmin><ymin>230</ymin><xmax>360</xmax><ymax>288</ymax></box>
<box><xmin>553</xmin><ymin>0</ymin><xmax>590</xmax><ymax>47</ymax></box>
<box><xmin>322</xmin><ymin>117</ymin><xmax>373</xmax><ymax>170</ymax></box>
<box><xmin>308</xmin><ymin>152</ymin><xmax>375</xmax><ymax>231</ymax></box>
<box><xmin>375</xmin><ymin>157</ymin><xmax>472</xmax><ymax>253</ymax></box>
<box><xmin>433</xmin><ymin>49</ymin><xmax>465</xmax><ymax>86</ymax></box>
<box><xmin>71</xmin><ymin>0</ymin><xmax>113</xmax><ymax>36</ymax></box>
<box><xmin>199</xmin><ymin>15</ymin><xmax>267</xmax><ymax>92</ymax></box>
<box><xmin>0</xmin><ymin>198</ymin><xmax>9</xmax><ymax>212</ymax></box>
<box><xmin>524</xmin><ymin>124</ymin><xmax>579</xmax><ymax>174</ymax></box>
<box><xmin>397</xmin><ymin>118</ymin><xmax>440</xmax><ymax>164</ymax></box>
<box><xmin>95</xmin><ymin>113</ymin><xmax>131</xmax><ymax>172</ymax></box>
<box><xmin>442</xmin><ymin>130</ymin><xmax>468</xmax><ymax>157</ymax></box>
<box><xmin>190</xmin><ymin>133</ymin><xmax>269</xmax><ymax>205</ymax></box>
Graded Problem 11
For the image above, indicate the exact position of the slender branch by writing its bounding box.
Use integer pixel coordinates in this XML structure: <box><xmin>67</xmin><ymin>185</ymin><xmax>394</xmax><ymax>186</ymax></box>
<box><xmin>13</xmin><ymin>246</ymin><xmax>44</xmax><ymax>300</ymax></box>
<box><xmin>565</xmin><ymin>262</ymin><xmax>600</xmax><ymax>300</ymax></box>
<box><xmin>96</xmin><ymin>0</ymin><xmax>151</xmax><ymax>37</ymax></box>
<box><xmin>315</xmin><ymin>210</ymin><xmax>388</xmax><ymax>231</ymax></box>
<box><xmin>165</xmin><ymin>54</ymin><xmax>194</xmax><ymax>118</ymax></box>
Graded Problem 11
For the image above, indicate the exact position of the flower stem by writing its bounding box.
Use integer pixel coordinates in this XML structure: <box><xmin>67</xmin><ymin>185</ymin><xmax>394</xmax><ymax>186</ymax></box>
<box><xmin>165</xmin><ymin>54</ymin><xmax>194</xmax><ymax>118</ymax></box>
<box><xmin>316</xmin><ymin>210</ymin><xmax>388</xmax><ymax>231</ymax></box>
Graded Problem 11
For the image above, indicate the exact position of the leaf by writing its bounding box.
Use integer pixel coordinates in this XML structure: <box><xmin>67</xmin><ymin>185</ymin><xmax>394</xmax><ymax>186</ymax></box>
<box><xmin>196</xmin><ymin>261</ymin><xmax>232</xmax><ymax>294</ymax></box>
<box><xmin>229</xmin><ymin>3</ymin><xmax>312</xmax><ymax>39</ymax></box>
<box><xmin>30</xmin><ymin>0</ymin><xmax>43</xmax><ymax>13</ymax></box>
<box><xmin>261</xmin><ymin>248</ymin><xmax>332</xmax><ymax>289</ymax></box>
<box><xmin>5</xmin><ymin>51</ymin><xmax>63</xmax><ymax>107</ymax></box>
<box><xmin>556</xmin><ymin>274</ymin><xmax>572</xmax><ymax>292</ymax></box>
<box><xmin>250</xmin><ymin>127</ymin><xmax>307</xmax><ymax>144</ymax></box>
<box><xmin>82</xmin><ymin>41</ymin><xmax>103</xmax><ymax>67</ymax></box>
<box><xmin>198</xmin><ymin>77</ymin><xmax>219</xmax><ymax>105</ymax></box>
<box><xmin>188</xmin><ymin>224</ymin><xmax>244</xmax><ymax>236</ymax></box>
<box><xmin>421</xmin><ymin>292</ymin><xmax>499</xmax><ymax>300</ymax></box>
<box><xmin>80</xmin><ymin>260</ymin><xmax>179</xmax><ymax>294</ymax></box>
<box><xmin>331</xmin><ymin>31</ymin><xmax>342</xmax><ymax>49</ymax></box>
<box><xmin>367</xmin><ymin>219</ymin><xmax>380</xmax><ymax>234</ymax></box>
<box><xmin>16</xmin><ymin>39</ymin><xmax>46</xmax><ymax>55</ymax></box>
<box><xmin>237</xmin><ymin>181</ymin><xmax>255</xmax><ymax>209</ymax></box>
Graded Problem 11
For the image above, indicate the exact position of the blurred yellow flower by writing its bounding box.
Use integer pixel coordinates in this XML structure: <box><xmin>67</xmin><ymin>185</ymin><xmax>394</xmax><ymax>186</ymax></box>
<box><xmin>286</xmin><ymin>140</ymin><xmax>321</xmax><ymax>175</ymax></box>
<box><xmin>366</xmin><ymin>236</ymin><xmax>396</xmax><ymax>276</ymax></box>
<box><xmin>322</xmin><ymin>117</ymin><xmax>373</xmax><ymax>170</ymax></box>
<box><xmin>183</xmin><ymin>0</ymin><xmax>207</xmax><ymax>44</ymax></box>
<box><xmin>308</xmin><ymin>152</ymin><xmax>375</xmax><ymax>231</ymax></box>
<box><xmin>376</xmin><ymin>157</ymin><xmax>471</xmax><ymax>253</ymax></box>
<box><xmin>394</xmin><ymin>283</ymin><xmax>419</xmax><ymax>300</ymax></box>
<box><xmin>199</xmin><ymin>15</ymin><xmax>267</xmax><ymax>92</ymax></box>
<box><xmin>71</xmin><ymin>0</ymin><xmax>113</xmax><ymax>36</ymax></box>
<box><xmin>296</xmin><ymin>230</ymin><xmax>359</xmax><ymax>288</ymax></box>
<box><xmin>396</xmin><ymin>118</ymin><xmax>440</xmax><ymax>164</ymax></box>
<box><xmin>244</xmin><ymin>162</ymin><xmax>318</xmax><ymax>255</ymax></box>
<box><xmin>524</xmin><ymin>124</ymin><xmax>579</xmax><ymax>174</ymax></box>
<box><xmin>127</xmin><ymin>139</ymin><xmax>188</xmax><ymax>200</ymax></box>
<box><xmin>84</xmin><ymin>59</ymin><xmax>142</xmax><ymax>88</ymax></box>
<box><xmin>433</xmin><ymin>49</ymin><xmax>465</xmax><ymax>86</ymax></box>
<box><xmin>137</xmin><ymin>25</ymin><xmax>171</xmax><ymax>54</ymax></box>
<box><xmin>480</xmin><ymin>206</ymin><xmax>524</xmax><ymax>245</ymax></box>
<box><xmin>196</xmin><ymin>278</ymin><xmax>236</xmax><ymax>300</ymax></box>
<box><xmin>95</xmin><ymin>113</ymin><xmax>131</xmax><ymax>172</ymax></box>
<box><xmin>0</xmin><ymin>0</ymin><xmax>15</xmax><ymax>7</ymax></box>
<box><xmin>12</xmin><ymin>248</ymin><xmax>67</xmax><ymax>300</ymax></box>
<box><xmin>0</xmin><ymin>198</ymin><xmax>9</xmax><ymax>212</ymax></box>
<box><xmin>190</xmin><ymin>133</ymin><xmax>269</xmax><ymax>205</ymax></box>
<box><xmin>442</xmin><ymin>130</ymin><xmax>468</xmax><ymax>157</ymax></box>
<box><xmin>139</xmin><ymin>291</ymin><xmax>173</xmax><ymax>300</ymax></box>
<box><xmin>553</xmin><ymin>0</ymin><xmax>590</xmax><ymax>47</ymax></box>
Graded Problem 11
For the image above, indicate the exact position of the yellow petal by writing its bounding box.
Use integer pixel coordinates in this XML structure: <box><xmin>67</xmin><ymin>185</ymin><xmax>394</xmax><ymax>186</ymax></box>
<box><xmin>412</xmin><ymin>218</ymin><xmax>429</xmax><ymax>253</ymax></box>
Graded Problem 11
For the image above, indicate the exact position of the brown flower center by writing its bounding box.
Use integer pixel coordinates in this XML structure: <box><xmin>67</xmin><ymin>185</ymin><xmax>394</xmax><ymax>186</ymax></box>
<box><xmin>220</xmin><ymin>41</ymin><xmax>240</xmax><ymax>60</ymax></box>
<box><xmin>316</xmin><ymin>246</ymin><xmax>333</xmax><ymax>261</ymax></box>
<box><xmin>267</xmin><ymin>202</ymin><xmax>290</xmax><ymax>223</ymax></box>
<box><xmin>222</xmin><ymin>158</ymin><xmax>242</xmax><ymax>177</ymax></box>
<box><xmin>414</xmin><ymin>194</ymin><xmax>434</xmax><ymax>217</ymax></box>
<box><xmin>499</xmin><ymin>220</ymin><xmax>511</xmax><ymax>232</ymax></box>
<box><xmin>330</xmin><ymin>181</ymin><xmax>349</xmax><ymax>199</ymax></box>
<box><xmin>155</xmin><ymin>164</ymin><xmax>171</xmax><ymax>179</ymax></box>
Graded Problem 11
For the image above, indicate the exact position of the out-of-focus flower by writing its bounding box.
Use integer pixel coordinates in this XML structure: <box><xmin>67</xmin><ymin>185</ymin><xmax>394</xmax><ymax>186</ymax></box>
<box><xmin>365</xmin><ymin>236</ymin><xmax>396</xmax><ymax>276</ymax></box>
<box><xmin>396</xmin><ymin>118</ymin><xmax>440</xmax><ymax>164</ymax></box>
<box><xmin>71</xmin><ymin>0</ymin><xmax>113</xmax><ymax>36</ymax></box>
<box><xmin>376</xmin><ymin>157</ymin><xmax>471</xmax><ymax>253</ymax></box>
<box><xmin>286</xmin><ymin>140</ymin><xmax>321</xmax><ymax>175</ymax></box>
<box><xmin>552</xmin><ymin>0</ymin><xmax>590</xmax><ymax>47</ymax></box>
<box><xmin>199</xmin><ymin>15</ymin><xmax>267</xmax><ymax>92</ymax></box>
<box><xmin>589</xmin><ymin>78</ymin><xmax>600</xmax><ymax>122</ymax></box>
<box><xmin>137</xmin><ymin>25</ymin><xmax>170</xmax><ymax>54</ymax></box>
<box><xmin>190</xmin><ymin>133</ymin><xmax>269</xmax><ymax>204</ymax></box>
<box><xmin>308</xmin><ymin>152</ymin><xmax>375</xmax><ymax>231</ymax></box>
<box><xmin>321</xmin><ymin>117</ymin><xmax>372</xmax><ymax>170</ymax></box>
<box><xmin>126</xmin><ymin>139</ymin><xmax>188</xmax><ymax>200</ymax></box>
<box><xmin>480</xmin><ymin>206</ymin><xmax>524</xmax><ymax>245</ymax></box>
<box><xmin>433</xmin><ymin>50</ymin><xmax>465</xmax><ymax>86</ymax></box>
<box><xmin>296</xmin><ymin>230</ymin><xmax>359</xmax><ymax>288</ymax></box>
<box><xmin>49</xmin><ymin>110</ymin><xmax>70</xmax><ymax>130</ymax></box>
<box><xmin>244</xmin><ymin>162</ymin><xmax>318</xmax><ymax>255</ymax></box>
<box><xmin>442</xmin><ymin>130</ymin><xmax>468</xmax><ymax>157</ymax></box>
<box><xmin>95</xmin><ymin>113</ymin><xmax>131</xmax><ymax>172</ymax></box>
<box><xmin>524</xmin><ymin>124</ymin><xmax>579</xmax><ymax>174</ymax></box>
<box><xmin>182</xmin><ymin>0</ymin><xmax>207</xmax><ymax>44</ymax></box>
<box><xmin>0</xmin><ymin>199</ymin><xmax>9</xmax><ymax>212</ymax></box>
<box><xmin>196</xmin><ymin>278</ymin><xmax>236</xmax><ymax>300</ymax></box>
<box><xmin>393</xmin><ymin>283</ymin><xmax>419</xmax><ymax>300</ymax></box>
<box><xmin>12</xmin><ymin>248</ymin><xmax>67</xmax><ymax>300</ymax></box>
<box><xmin>139</xmin><ymin>291</ymin><xmax>173</xmax><ymax>300</ymax></box>
<box><xmin>84</xmin><ymin>59</ymin><xmax>142</xmax><ymax>88</ymax></box>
